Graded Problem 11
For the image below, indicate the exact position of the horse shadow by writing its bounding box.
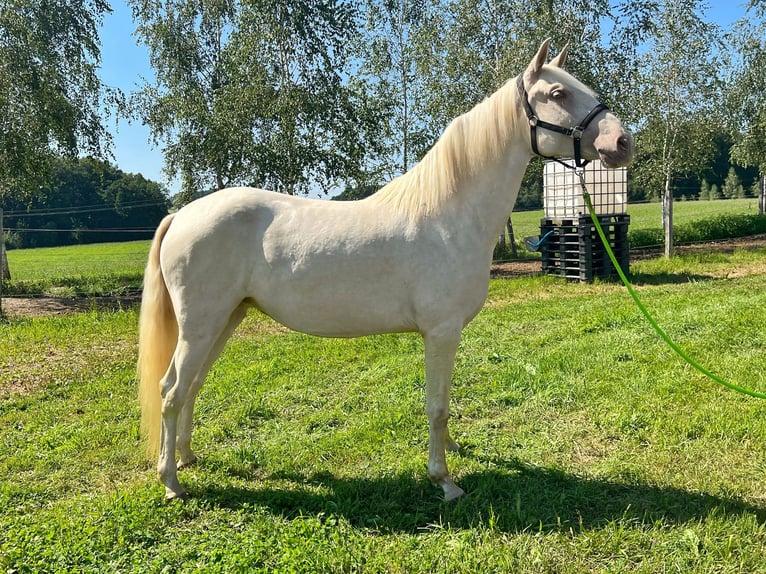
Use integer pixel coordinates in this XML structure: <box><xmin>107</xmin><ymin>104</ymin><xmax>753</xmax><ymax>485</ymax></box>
<box><xmin>192</xmin><ymin>455</ymin><xmax>766</xmax><ymax>534</ymax></box>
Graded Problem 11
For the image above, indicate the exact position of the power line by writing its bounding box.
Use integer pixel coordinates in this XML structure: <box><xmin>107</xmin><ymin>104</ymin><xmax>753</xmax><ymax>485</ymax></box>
<box><xmin>4</xmin><ymin>200</ymin><xmax>168</xmax><ymax>218</ymax></box>
<box><xmin>5</xmin><ymin>227</ymin><xmax>156</xmax><ymax>233</ymax></box>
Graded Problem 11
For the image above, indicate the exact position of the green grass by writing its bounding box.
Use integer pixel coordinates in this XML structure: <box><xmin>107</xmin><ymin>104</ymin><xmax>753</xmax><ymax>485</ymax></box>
<box><xmin>4</xmin><ymin>240</ymin><xmax>150</xmax><ymax>296</ymax></box>
<box><xmin>507</xmin><ymin>198</ymin><xmax>766</xmax><ymax>254</ymax></box>
<box><xmin>3</xmin><ymin>249</ymin><xmax>766</xmax><ymax>571</ymax></box>
<box><xmin>628</xmin><ymin>197</ymin><xmax>763</xmax><ymax>230</ymax></box>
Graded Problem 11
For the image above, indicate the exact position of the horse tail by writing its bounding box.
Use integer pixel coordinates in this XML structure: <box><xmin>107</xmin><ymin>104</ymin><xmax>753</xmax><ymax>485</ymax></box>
<box><xmin>137</xmin><ymin>214</ymin><xmax>178</xmax><ymax>459</ymax></box>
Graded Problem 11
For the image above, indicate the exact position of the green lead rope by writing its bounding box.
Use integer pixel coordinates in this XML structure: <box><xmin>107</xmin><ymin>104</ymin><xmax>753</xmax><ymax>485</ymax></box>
<box><xmin>579</xmin><ymin>174</ymin><xmax>766</xmax><ymax>400</ymax></box>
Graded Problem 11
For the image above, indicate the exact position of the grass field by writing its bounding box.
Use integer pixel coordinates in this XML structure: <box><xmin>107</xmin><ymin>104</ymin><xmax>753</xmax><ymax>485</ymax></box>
<box><xmin>509</xmin><ymin>197</ymin><xmax>765</xmax><ymax>251</ymax></box>
<box><xmin>4</xmin><ymin>240</ymin><xmax>150</xmax><ymax>297</ymax></box>
<box><xmin>2</xmin><ymin>241</ymin><xmax>766</xmax><ymax>571</ymax></box>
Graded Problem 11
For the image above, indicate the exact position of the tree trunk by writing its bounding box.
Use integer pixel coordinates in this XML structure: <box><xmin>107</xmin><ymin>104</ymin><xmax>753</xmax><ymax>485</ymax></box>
<box><xmin>1</xmin><ymin>242</ymin><xmax>8</xmax><ymax>281</ymax></box>
<box><xmin>663</xmin><ymin>176</ymin><xmax>674</xmax><ymax>258</ymax></box>
<box><xmin>0</xmin><ymin>208</ymin><xmax>5</xmax><ymax>318</ymax></box>
<box><xmin>760</xmin><ymin>175</ymin><xmax>765</xmax><ymax>216</ymax></box>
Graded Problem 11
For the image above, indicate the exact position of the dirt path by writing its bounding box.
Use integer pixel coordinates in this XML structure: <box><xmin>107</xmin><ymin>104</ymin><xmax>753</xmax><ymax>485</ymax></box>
<box><xmin>4</xmin><ymin>235</ymin><xmax>766</xmax><ymax>318</ymax></box>
<box><xmin>2</xmin><ymin>295</ymin><xmax>140</xmax><ymax>318</ymax></box>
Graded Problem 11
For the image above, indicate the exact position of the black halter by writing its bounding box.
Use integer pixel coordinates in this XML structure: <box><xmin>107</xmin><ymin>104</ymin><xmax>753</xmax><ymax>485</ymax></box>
<box><xmin>516</xmin><ymin>74</ymin><xmax>608</xmax><ymax>169</ymax></box>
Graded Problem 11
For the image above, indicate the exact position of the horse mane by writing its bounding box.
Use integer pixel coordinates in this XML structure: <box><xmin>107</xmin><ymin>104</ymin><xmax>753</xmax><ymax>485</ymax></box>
<box><xmin>369</xmin><ymin>75</ymin><xmax>524</xmax><ymax>218</ymax></box>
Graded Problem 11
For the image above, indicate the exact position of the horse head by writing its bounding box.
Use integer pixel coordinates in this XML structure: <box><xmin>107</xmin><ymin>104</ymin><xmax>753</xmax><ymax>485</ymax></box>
<box><xmin>519</xmin><ymin>39</ymin><xmax>634</xmax><ymax>169</ymax></box>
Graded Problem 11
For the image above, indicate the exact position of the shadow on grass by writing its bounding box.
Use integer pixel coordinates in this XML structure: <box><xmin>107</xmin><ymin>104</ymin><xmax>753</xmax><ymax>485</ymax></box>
<box><xmin>192</xmin><ymin>456</ymin><xmax>766</xmax><ymax>534</ymax></box>
<box><xmin>626</xmin><ymin>271</ymin><xmax>715</xmax><ymax>286</ymax></box>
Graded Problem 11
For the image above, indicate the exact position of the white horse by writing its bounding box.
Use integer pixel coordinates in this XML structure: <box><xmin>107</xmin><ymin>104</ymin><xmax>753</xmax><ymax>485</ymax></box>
<box><xmin>138</xmin><ymin>39</ymin><xmax>634</xmax><ymax>502</ymax></box>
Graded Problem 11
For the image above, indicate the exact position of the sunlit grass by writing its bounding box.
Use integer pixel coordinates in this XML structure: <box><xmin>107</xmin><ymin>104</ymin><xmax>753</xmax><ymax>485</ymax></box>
<box><xmin>4</xmin><ymin>240</ymin><xmax>150</xmax><ymax>296</ymax></box>
<box><xmin>3</xmin><ymin>247</ymin><xmax>766</xmax><ymax>571</ymax></box>
<box><xmin>510</xmin><ymin>197</ymin><xmax>765</xmax><ymax>251</ymax></box>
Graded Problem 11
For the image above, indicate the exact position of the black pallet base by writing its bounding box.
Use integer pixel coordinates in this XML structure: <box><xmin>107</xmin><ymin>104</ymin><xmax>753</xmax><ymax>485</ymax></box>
<box><xmin>540</xmin><ymin>214</ymin><xmax>630</xmax><ymax>282</ymax></box>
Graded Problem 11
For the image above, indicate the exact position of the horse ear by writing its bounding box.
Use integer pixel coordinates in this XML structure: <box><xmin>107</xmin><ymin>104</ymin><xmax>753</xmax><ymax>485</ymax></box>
<box><xmin>550</xmin><ymin>43</ymin><xmax>569</xmax><ymax>68</ymax></box>
<box><xmin>526</xmin><ymin>38</ymin><xmax>551</xmax><ymax>78</ymax></box>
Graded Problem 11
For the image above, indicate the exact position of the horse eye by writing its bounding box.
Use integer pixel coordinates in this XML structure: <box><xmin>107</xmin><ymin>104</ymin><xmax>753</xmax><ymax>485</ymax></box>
<box><xmin>551</xmin><ymin>89</ymin><xmax>566</xmax><ymax>100</ymax></box>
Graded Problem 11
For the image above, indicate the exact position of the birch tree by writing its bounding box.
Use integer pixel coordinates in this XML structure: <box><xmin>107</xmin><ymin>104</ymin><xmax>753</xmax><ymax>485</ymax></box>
<box><xmin>130</xmin><ymin>0</ymin><xmax>376</xmax><ymax>200</ymax></box>
<box><xmin>358</xmin><ymin>0</ymin><xmax>442</xmax><ymax>178</ymax></box>
<box><xmin>412</xmin><ymin>0</ymin><xmax>611</xmax><ymax>252</ymax></box>
<box><xmin>612</xmin><ymin>0</ymin><xmax>723</xmax><ymax>257</ymax></box>
<box><xmin>0</xmin><ymin>0</ymin><xmax>116</xmax><ymax>282</ymax></box>
<box><xmin>728</xmin><ymin>1</ymin><xmax>766</xmax><ymax>213</ymax></box>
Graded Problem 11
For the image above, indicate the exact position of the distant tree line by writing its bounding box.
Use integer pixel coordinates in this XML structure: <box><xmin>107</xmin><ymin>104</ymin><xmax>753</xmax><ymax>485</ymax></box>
<box><xmin>3</xmin><ymin>158</ymin><xmax>170</xmax><ymax>249</ymax></box>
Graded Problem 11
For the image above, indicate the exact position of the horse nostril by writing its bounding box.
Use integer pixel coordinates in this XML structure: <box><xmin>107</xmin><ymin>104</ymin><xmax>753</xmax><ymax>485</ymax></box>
<box><xmin>617</xmin><ymin>135</ymin><xmax>629</xmax><ymax>152</ymax></box>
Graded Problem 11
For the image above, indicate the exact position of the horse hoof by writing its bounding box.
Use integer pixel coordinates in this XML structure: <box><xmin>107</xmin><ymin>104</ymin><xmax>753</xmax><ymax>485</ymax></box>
<box><xmin>177</xmin><ymin>456</ymin><xmax>198</xmax><ymax>470</ymax></box>
<box><xmin>165</xmin><ymin>489</ymin><xmax>190</xmax><ymax>502</ymax></box>
<box><xmin>441</xmin><ymin>479</ymin><xmax>465</xmax><ymax>502</ymax></box>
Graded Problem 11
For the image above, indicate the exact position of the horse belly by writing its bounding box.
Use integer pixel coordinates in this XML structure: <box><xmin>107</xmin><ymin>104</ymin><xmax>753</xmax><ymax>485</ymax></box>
<box><xmin>252</xmin><ymin>268</ymin><xmax>418</xmax><ymax>337</ymax></box>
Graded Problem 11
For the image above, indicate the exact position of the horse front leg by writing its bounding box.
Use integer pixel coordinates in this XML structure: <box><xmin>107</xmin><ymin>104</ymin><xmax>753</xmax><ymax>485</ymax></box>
<box><xmin>423</xmin><ymin>326</ymin><xmax>465</xmax><ymax>502</ymax></box>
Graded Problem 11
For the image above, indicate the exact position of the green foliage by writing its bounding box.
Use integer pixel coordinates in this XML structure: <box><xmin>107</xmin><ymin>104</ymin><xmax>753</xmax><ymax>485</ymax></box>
<box><xmin>676</xmin><ymin>213</ymin><xmax>766</xmax><ymax>243</ymax></box>
<box><xmin>628</xmin><ymin>212</ymin><xmax>766</xmax><ymax>248</ymax></box>
<box><xmin>1</xmin><ymin>0</ymin><xmax>764</xmax><ymax>217</ymax></box>
<box><xmin>129</xmin><ymin>0</ymin><xmax>380</xmax><ymax>200</ymax></box>
<box><xmin>332</xmin><ymin>183</ymin><xmax>381</xmax><ymax>201</ymax></box>
<box><xmin>2</xmin><ymin>158</ymin><xmax>170</xmax><ymax>249</ymax></box>
<box><xmin>728</xmin><ymin>5</ymin><xmax>766</xmax><ymax>176</ymax></box>
<box><xmin>3</xmin><ymin>252</ymin><xmax>766</xmax><ymax>571</ymax></box>
<box><xmin>0</xmin><ymin>0</ymin><xmax>116</xmax><ymax>199</ymax></box>
<box><xmin>611</xmin><ymin>0</ymin><xmax>725</xmax><ymax>207</ymax></box>
<box><xmin>414</xmin><ymin>0</ymin><xmax>611</xmax><ymax>140</ymax></box>
<box><xmin>627</xmin><ymin>227</ymin><xmax>665</xmax><ymax>249</ymax></box>
<box><xmin>357</xmin><ymin>0</ymin><xmax>432</xmax><ymax>174</ymax></box>
<box><xmin>722</xmin><ymin>167</ymin><xmax>745</xmax><ymax>199</ymax></box>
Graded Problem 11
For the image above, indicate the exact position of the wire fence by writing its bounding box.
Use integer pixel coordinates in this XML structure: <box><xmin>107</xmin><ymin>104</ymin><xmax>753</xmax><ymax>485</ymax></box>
<box><xmin>2</xmin><ymin>199</ymin><xmax>169</xmax><ymax>218</ymax></box>
<box><xmin>3</xmin><ymin>197</ymin><xmax>766</xmax><ymax>305</ymax></box>
<box><xmin>4</xmin><ymin>227</ymin><xmax>157</xmax><ymax>234</ymax></box>
<box><xmin>1</xmin><ymin>198</ymin><xmax>168</xmax><ymax>253</ymax></box>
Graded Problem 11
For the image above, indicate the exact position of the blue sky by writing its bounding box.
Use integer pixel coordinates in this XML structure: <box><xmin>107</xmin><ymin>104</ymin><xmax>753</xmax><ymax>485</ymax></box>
<box><xmin>98</xmin><ymin>1</ymin><xmax>750</xmax><ymax>196</ymax></box>
<box><xmin>99</xmin><ymin>2</ymin><xmax>168</xmax><ymax>190</ymax></box>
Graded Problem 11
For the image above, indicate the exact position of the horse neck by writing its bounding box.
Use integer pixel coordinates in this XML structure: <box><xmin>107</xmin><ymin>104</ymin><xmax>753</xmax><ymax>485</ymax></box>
<box><xmin>428</xmin><ymin>85</ymin><xmax>531</xmax><ymax>239</ymax></box>
<box><xmin>370</xmin><ymin>79</ymin><xmax>531</xmax><ymax>243</ymax></box>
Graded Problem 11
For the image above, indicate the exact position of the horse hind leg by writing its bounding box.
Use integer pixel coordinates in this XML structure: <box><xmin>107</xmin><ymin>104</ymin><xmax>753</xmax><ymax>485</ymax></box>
<box><xmin>158</xmin><ymin>306</ymin><xmax>247</xmax><ymax>500</ymax></box>
<box><xmin>176</xmin><ymin>303</ymin><xmax>248</xmax><ymax>469</ymax></box>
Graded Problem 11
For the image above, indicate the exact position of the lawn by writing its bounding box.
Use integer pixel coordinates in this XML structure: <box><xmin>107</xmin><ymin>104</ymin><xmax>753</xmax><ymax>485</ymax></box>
<box><xmin>2</xmin><ymin>247</ymin><xmax>766</xmax><ymax>572</ymax></box>
<box><xmin>509</xmin><ymin>197</ymin><xmax>765</xmax><ymax>251</ymax></box>
<box><xmin>4</xmin><ymin>240</ymin><xmax>150</xmax><ymax>297</ymax></box>
<box><xmin>4</xmin><ymin>240</ymin><xmax>150</xmax><ymax>282</ymax></box>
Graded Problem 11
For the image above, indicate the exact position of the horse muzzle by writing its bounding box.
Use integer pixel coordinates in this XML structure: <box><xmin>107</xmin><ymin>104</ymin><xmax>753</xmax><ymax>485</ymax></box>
<box><xmin>596</xmin><ymin>122</ymin><xmax>635</xmax><ymax>168</ymax></box>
